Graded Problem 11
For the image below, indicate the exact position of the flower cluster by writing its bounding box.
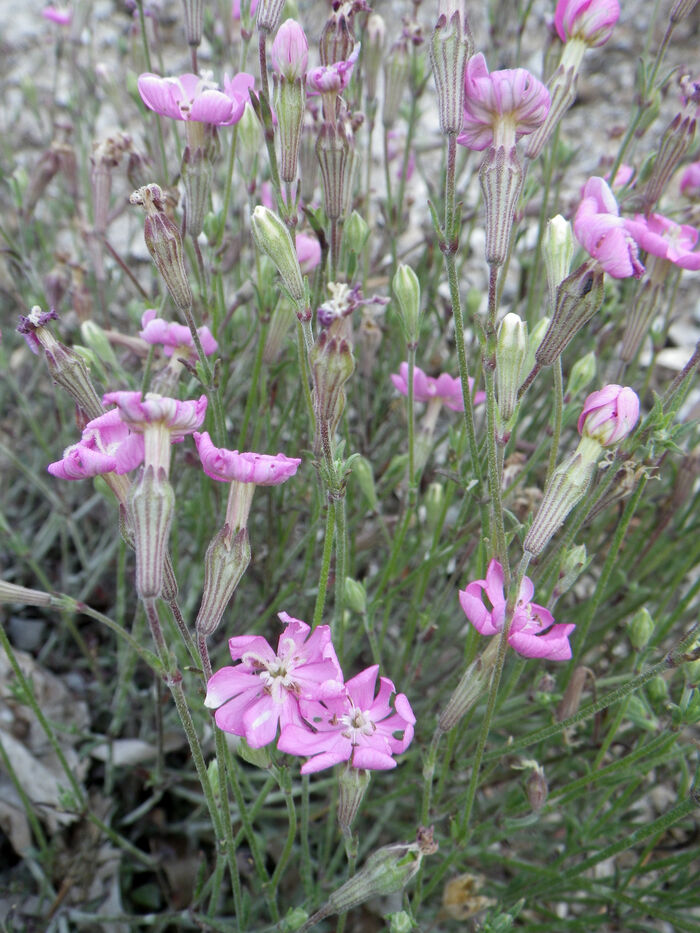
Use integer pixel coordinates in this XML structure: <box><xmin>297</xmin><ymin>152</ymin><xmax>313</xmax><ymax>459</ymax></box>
<box><xmin>460</xmin><ymin>560</ymin><xmax>575</xmax><ymax>660</ymax></box>
<box><xmin>205</xmin><ymin>614</ymin><xmax>415</xmax><ymax>772</ymax></box>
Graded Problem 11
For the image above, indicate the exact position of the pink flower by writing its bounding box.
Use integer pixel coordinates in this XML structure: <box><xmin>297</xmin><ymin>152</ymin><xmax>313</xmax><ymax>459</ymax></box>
<box><xmin>295</xmin><ymin>233</ymin><xmax>321</xmax><ymax>274</ymax></box>
<box><xmin>271</xmin><ymin>19</ymin><xmax>308</xmax><ymax>81</ymax></box>
<box><xmin>391</xmin><ymin>362</ymin><xmax>485</xmax><ymax>411</ymax></box>
<box><xmin>306</xmin><ymin>43</ymin><xmax>360</xmax><ymax>96</ymax></box>
<box><xmin>42</xmin><ymin>5</ymin><xmax>72</xmax><ymax>25</ymax></box>
<box><xmin>578</xmin><ymin>384</ymin><xmax>639</xmax><ymax>446</ymax></box>
<box><xmin>139</xmin><ymin>309</ymin><xmax>218</xmax><ymax>358</ymax></box>
<box><xmin>194</xmin><ymin>431</ymin><xmax>301</xmax><ymax>484</ymax></box>
<box><xmin>204</xmin><ymin>613</ymin><xmax>345</xmax><ymax>748</ymax></box>
<box><xmin>48</xmin><ymin>410</ymin><xmax>144</xmax><ymax>479</ymax></box>
<box><xmin>103</xmin><ymin>391</ymin><xmax>207</xmax><ymax>437</ymax></box>
<box><xmin>554</xmin><ymin>0</ymin><xmax>620</xmax><ymax>47</ymax></box>
<box><xmin>277</xmin><ymin>665</ymin><xmax>415</xmax><ymax>773</ymax></box>
<box><xmin>459</xmin><ymin>560</ymin><xmax>575</xmax><ymax>661</ymax></box>
<box><xmin>604</xmin><ymin>163</ymin><xmax>634</xmax><ymax>190</ymax></box>
<box><xmin>138</xmin><ymin>72</ymin><xmax>254</xmax><ymax>125</ymax></box>
<box><xmin>573</xmin><ymin>177</ymin><xmax>644</xmax><ymax>279</ymax></box>
<box><xmin>624</xmin><ymin>213</ymin><xmax>700</xmax><ymax>271</ymax></box>
<box><xmin>680</xmin><ymin>161</ymin><xmax>700</xmax><ymax>199</ymax></box>
<box><xmin>457</xmin><ymin>53</ymin><xmax>550</xmax><ymax>151</ymax></box>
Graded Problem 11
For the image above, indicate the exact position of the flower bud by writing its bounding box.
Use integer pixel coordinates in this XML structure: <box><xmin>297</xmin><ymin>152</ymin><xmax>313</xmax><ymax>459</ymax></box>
<box><xmin>392</xmin><ymin>263</ymin><xmax>421</xmax><ymax>346</ymax></box>
<box><xmin>523</xmin><ymin>435</ymin><xmax>601</xmax><ymax>558</ymax></box>
<box><xmin>364</xmin><ymin>13</ymin><xmax>386</xmax><ymax>101</ymax></box>
<box><xmin>424</xmin><ymin>481</ymin><xmax>445</xmax><ymax>535</ymax></box>
<box><xmin>535</xmin><ymin>260</ymin><xmax>605</xmax><ymax>369</ymax></box>
<box><xmin>526</xmin><ymin>765</ymin><xmax>548</xmax><ymax>812</ymax></box>
<box><xmin>552</xmin><ymin>543</ymin><xmax>587</xmax><ymax>601</ymax></box>
<box><xmin>438</xmin><ymin>639</ymin><xmax>499</xmax><ymax>732</ymax></box>
<box><xmin>310</xmin><ymin>331</ymin><xmax>355</xmax><ymax>423</ymax></box>
<box><xmin>671</xmin><ymin>0</ymin><xmax>699</xmax><ymax>21</ymax></box>
<box><xmin>543</xmin><ymin>214</ymin><xmax>574</xmax><ymax>310</ymax></box>
<box><xmin>130</xmin><ymin>184</ymin><xmax>194</xmax><ymax>314</ymax></box>
<box><xmin>683</xmin><ymin>658</ymin><xmax>700</xmax><ymax>688</ymax></box>
<box><xmin>496</xmin><ymin>312</ymin><xmax>528</xmax><ymax>423</ymax></box>
<box><xmin>337</xmin><ymin>765</ymin><xmax>370</xmax><ymax>835</ymax></box>
<box><xmin>251</xmin><ymin>205</ymin><xmax>305</xmax><ymax>303</ymax></box>
<box><xmin>80</xmin><ymin>320</ymin><xmax>120</xmax><ymax>371</ymax></box>
<box><xmin>388</xmin><ymin>912</ymin><xmax>413</xmax><ymax>933</ymax></box>
<box><xmin>646</xmin><ymin>674</ymin><xmax>669</xmax><ymax>703</ymax></box>
<box><xmin>479</xmin><ymin>145</ymin><xmax>524</xmax><ymax>266</ymax></box>
<box><xmin>627</xmin><ymin>607</ymin><xmax>654</xmax><ymax>651</ymax></box>
<box><xmin>352</xmin><ymin>456</ymin><xmax>379</xmax><ymax>511</ymax></box>
<box><xmin>271</xmin><ymin>19</ymin><xmax>308</xmax><ymax>81</ymax></box>
<box><xmin>430</xmin><ymin>0</ymin><xmax>473</xmax><ymax>136</ymax></box>
<box><xmin>316</xmin><ymin>120</ymin><xmax>350</xmax><ymax>221</ymax></box>
<box><xmin>236</xmin><ymin>103</ymin><xmax>262</xmax><ymax>174</ymax></box>
<box><xmin>344</xmin><ymin>210</ymin><xmax>370</xmax><ymax>253</ymax></box>
<box><xmin>319</xmin><ymin>8</ymin><xmax>355</xmax><ymax>67</ymax></box>
<box><xmin>196</xmin><ymin>526</ymin><xmax>251</xmax><ymax>637</ymax></box>
<box><xmin>578</xmin><ymin>385</ymin><xmax>639</xmax><ymax>447</ymax></box>
<box><xmin>274</xmin><ymin>75</ymin><xmax>306</xmax><ymax>183</ymax></box>
<box><xmin>128</xmin><ymin>465</ymin><xmax>175</xmax><ymax>600</ymax></box>
<box><xmin>641</xmin><ymin>112</ymin><xmax>696</xmax><ymax>214</ymax></box>
<box><xmin>565</xmin><ymin>351</ymin><xmax>596</xmax><ymax>398</ymax></box>
<box><xmin>383</xmin><ymin>39</ymin><xmax>410</xmax><ymax>128</ymax></box>
<box><xmin>344</xmin><ymin>577</ymin><xmax>367</xmax><ymax>614</ymax></box>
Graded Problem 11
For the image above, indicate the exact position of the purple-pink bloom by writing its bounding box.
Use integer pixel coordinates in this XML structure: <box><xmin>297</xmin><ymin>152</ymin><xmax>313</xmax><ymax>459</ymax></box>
<box><xmin>554</xmin><ymin>0</ymin><xmax>620</xmax><ymax>47</ymax></box>
<box><xmin>138</xmin><ymin>72</ymin><xmax>254</xmax><ymax>125</ymax></box>
<box><xmin>204</xmin><ymin>613</ymin><xmax>345</xmax><ymax>748</ymax></box>
<box><xmin>680</xmin><ymin>161</ymin><xmax>700</xmax><ymax>200</ymax></box>
<box><xmin>391</xmin><ymin>362</ymin><xmax>485</xmax><ymax>411</ymax></box>
<box><xmin>42</xmin><ymin>5</ymin><xmax>72</xmax><ymax>25</ymax></box>
<box><xmin>573</xmin><ymin>177</ymin><xmax>644</xmax><ymax>279</ymax></box>
<box><xmin>271</xmin><ymin>19</ymin><xmax>308</xmax><ymax>81</ymax></box>
<box><xmin>459</xmin><ymin>559</ymin><xmax>574</xmax><ymax>661</ymax></box>
<box><xmin>295</xmin><ymin>233</ymin><xmax>321</xmax><ymax>274</ymax></box>
<box><xmin>139</xmin><ymin>309</ymin><xmax>218</xmax><ymax>358</ymax></box>
<box><xmin>306</xmin><ymin>43</ymin><xmax>360</xmax><ymax>96</ymax></box>
<box><xmin>578</xmin><ymin>384</ymin><xmax>639</xmax><ymax>446</ymax></box>
<box><xmin>232</xmin><ymin>0</ymin><xmax>258</xmax><ymax>19</ymax></box>
<box><xmin>103</xmin><ymin>391</ymin><xmax>207</xmax><ymax>437</ymax></box>
<box><xmin>624</xmin><ymin>213</ymin><xmax>700</xmax><ymax>271</ymax></box>
<box><xmin>457</xmin><ymin>53</ymin><xmax>550</xmax><ymax>151</ymax></box>
<box><xmin>194</xmin><ymin>431</ymin><xmax>301</xmax><ymax>485</ymax></box>
<box><xmin>604</xmin><ymin>163</ymin><xmax>634</xmax><ymax>190</ymax></box>
<box><xmin>277</xmin><ymin>665</ymin><xmax>415</xmax><ymax>774</ymax></box>
<box><xmin>48</xmin><ymin>410</ymin><xmax>145</xmax><ymax>479</ymax></box>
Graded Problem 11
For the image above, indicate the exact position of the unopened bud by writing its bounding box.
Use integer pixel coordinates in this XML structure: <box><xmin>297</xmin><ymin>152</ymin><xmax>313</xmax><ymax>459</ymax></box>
<box><xmin>256</xmin><ymin>0</ymin><xmax>285</xmax><ymax>33</ymax></box>
<box><xmin>344</xmin><ymin>578</ymin><xmax>367</xmax><ymax>614</ymax></box>
<box><xmin>642</xmin><ymin>112</ymin><xmax>696</xmax><ymax>214</ymax></box>
<box><xmin>128</xmin><ymin>465</ymin><xmax>175</xmax><ymax>600</ymax></box>
<box><xmin>392</xmin><ymin>263</ymin><xmax>421</xmax><ymax>346</ymax></box>
<box><xmin>352</xmin><ymin>456</ymin><xmax>379</xmax><ymax>511</ymax></box>
<box><xmin>337</xmin><ymin>765</ymin><xmax>370</xmax><ymax>835</ymax></box>
<box><xmin>364</xmin><ymin>13</ymin><xmax>386</xmax><ymax>100</ymax></box>
<box><xmin>424</xmin><ymin>481</ymin><xmax>445</xmax><ymax>534</ymax></box>
<box><xmin>272</xmin><ymin>19</ymin><xmax>308</xmax><ymax>81</ymax></box>
<box><xmin>236</xmin><ymin>103</ymin><xmax>261</xmax><ymax>175</ymax></box>
<box><xmin>196</xmin><ymin>527</ymin><xmax>251</xmax><ymax>637</ymax></box>
<box><xmin>80</xmin><ymin>320</ymin><xmax>120</xmax><ymax>371</ymax></box>
<box><xmin>526</xmin><ymin>765</ymin><xmax>548</xmax><ymax>812</ymax></box>
<box><xmin>627</xmin><ymin>607</ymin><xmax>654</xmax><ymax>651</ymax></box>
<box><xmin>566</xmin><ymin>351</ymin><xmax>596</xmax><ymax>398</ymax></box>
<box><xmin>251</xmin><ymin>205</ymin><xmax>305</xmax><ymax>302</ymax></box>
<box><xmin>552</xmin><ymin>544</ymin><xmax>587</xmax><ymax>600</ymax></box>
<box><xmin>479</xmin><ymin>145</ymin><xmax>524</xmax><ymax>266</ymax></box>
<box><xmin>319</xmin><ymin>9</ymin><xmax>355</xmax><ymax>66</ymax></box>
<box><xmin>578</xmin><ymin>385</ymin><xmax>639</xmax><ymax>447</ymax></box>
<box><xmin>388</xmin><ymin>912</ymin><xmax>413</xmax><ymax>933</ymax></box>
<box><xmin>496</xmin><ymin>312</ymin><xmax>528</xmax><ymax>422</ymax></box>
<box><xmin>131</xmin><ymin>184</ymin><xmax>193</xmax><ymax>314</ymax></box>
<box><xmin>647</xmin><ymin>674</ymin><xmax>669</xmax><ymax>702</ymax></box>
<box><xmin>543</xmin><ymin>215</ymin><xmax>574</xmax><ymax>310</ymax></box>
<box><xmin>383</xmin><ymin>39</ymin><xmax>410</xmax><ymax>128</ymax></box>
<box><xmin>344</xmin><ymin>210</ymin><xmax>370</xmax><ymax>253</ymax></box>
<box><xmin>274</xmin><ymin>76</ymin><xmax>306</xmax><ymax>183</ymax></box>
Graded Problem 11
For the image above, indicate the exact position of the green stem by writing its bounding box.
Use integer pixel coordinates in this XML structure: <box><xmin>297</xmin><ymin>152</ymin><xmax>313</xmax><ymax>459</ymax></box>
<box><xmin>313</xmin><ymin>501</ymin><xmax>335</xmax><ymax>628</ymax></box>
<box><xmin>484</xmin><ymin>264</ymin><xmax>509</xmax><ymax>573</ymax></box>
<box><xmin>218</xmin><ymin>125</ymin><xmax>239</xmax><ymax>248</ymax></box>
<box><xmin>334</xmin><ymin>495</ymin><xmax>348</xmax><ymax>661</ymax></box>
<box><xmin>135</xmin><ymin>0</ymin><xmax>169</xmax><ymax>182</ymax></box>
<box><xmin>544</xmin><ymin>358</ymin><xmax>564</xmax><ymax>489</ymax></box>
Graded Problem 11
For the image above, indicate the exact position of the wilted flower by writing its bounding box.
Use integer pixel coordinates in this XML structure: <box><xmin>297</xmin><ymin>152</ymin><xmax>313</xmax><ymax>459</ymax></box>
<box><xmin>578</xmin><ymin>384</ymin><xmax>640</xmax><ymax>446</ymax></box>
<box><xmin>460</xmin><ymin>559</ymin><xmax>575</xmax><ymax>660</ymax></box>
<box><xmin>277</xmin><ymin>665</ymin><xmax>415</xmax><ymax>773</ymax></box>
<box><xmin>48</xmin><ymin>409</ymin><xmax>144</xmax><ymax>480</ymax></box>
<box><xmin>391</xmin><ymin>363</ymin><xmax>485</xmax><ymax>410</ymax></box>
<box><xmin>103</xmin><ymin>391</ymin><xmax>207</xmax><ymax>438</ymax></box>
<box><xmin>573</xmin><ymin>177</ymin><xmax>644</xmax><ymax>278</ymax></box>
<box><xmin>204</xmin><ymin>614</ymin><xmax>345</xmax><ymax>747</ymax></box>
<box><xmin>194</xmin><ymin>431</ymin><xmax>301</xmax><ymax>485</ymax></box>
<box><xmin>457</xmin><ymin>53</ymin><xmax>550</xmax><ymax>151</ymax></box>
